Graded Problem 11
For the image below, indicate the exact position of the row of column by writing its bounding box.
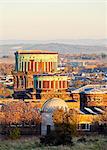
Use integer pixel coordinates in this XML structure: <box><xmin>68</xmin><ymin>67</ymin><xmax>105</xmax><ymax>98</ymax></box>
<box><xmin>18</xmin><ymin>61</ymin><xmax>57</xmax><ymax>73</ymax></box>
<box><xmin>35</xmin><ymin>80</ymin><xmax>68</xmax><ymax>89</ymax></box>
<box><xmin>14</xmin><ymin>75</ymin><xmax>26</xmax><ymax>89</ymax></box>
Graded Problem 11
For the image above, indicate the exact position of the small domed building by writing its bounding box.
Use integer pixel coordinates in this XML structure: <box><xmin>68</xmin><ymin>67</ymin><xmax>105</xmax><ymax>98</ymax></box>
<box><xmin>41</xmin><ymin>98</ymin><xmax>68</xmax><ymax>135</ymax></box>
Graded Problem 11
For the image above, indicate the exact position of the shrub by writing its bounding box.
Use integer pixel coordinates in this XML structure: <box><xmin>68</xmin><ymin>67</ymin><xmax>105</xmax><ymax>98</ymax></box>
<box><xmin>77</xmin><ymin>137</ymin><xmax>86</xmax><ymax>143</ymax></box>
<box><xmin>40</xmin><ymin>129</ymin><xmax>73</xmax><ymax>146</ymax></box>
<box><xmin>9</xmin><ymin>127</ymin><xmax>20</xmax><ymax>139</ymax></box>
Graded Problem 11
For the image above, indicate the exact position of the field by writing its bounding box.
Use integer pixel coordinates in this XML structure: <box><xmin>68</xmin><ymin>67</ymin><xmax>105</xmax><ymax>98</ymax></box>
<box><xmin>0</xmin><ymin>135</ymin><xmax>107</xmax><ymax>150</ymax></box>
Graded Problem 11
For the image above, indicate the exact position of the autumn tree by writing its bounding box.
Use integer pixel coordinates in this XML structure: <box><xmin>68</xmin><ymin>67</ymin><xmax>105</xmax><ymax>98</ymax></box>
<box><xmin>40</xmin><ymin>109</ymin><xmax>74</xmax><ymax>146</ymax></box>
<box><xmin>0</xmin><ymin>112</ymin><xmax>5</xmax><ymax>124</ymax></box>
<box><xmin>99</xmin><ymin>108</ymin><xmax>107</xmax><ymax>124</ymax></box>
<box><xmin>91</xmin><ymin>108</ymin><xmax>107</xmax><ymax>133</ymax></box>
<box><xmin>1</xmin><ymin>101</ymin><xmax>41</xmax><ymax>125</ymax></box>
<box><xmin>53</xmin><ymin>109</ymin><xmax>79</xmax><ymax>137</ymax></box>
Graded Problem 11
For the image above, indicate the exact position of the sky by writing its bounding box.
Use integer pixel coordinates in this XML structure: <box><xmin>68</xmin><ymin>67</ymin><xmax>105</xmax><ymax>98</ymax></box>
<box><xmin>0</xmin><ymin>0</ymin><xmax>106</xmax><ymax>40</ymax></box>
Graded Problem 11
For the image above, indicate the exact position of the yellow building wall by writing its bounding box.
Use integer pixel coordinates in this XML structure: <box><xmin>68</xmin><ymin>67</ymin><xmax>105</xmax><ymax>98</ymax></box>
<box><xmin>66</xmin><ymin>102</ymin><xmax>80</xmax><ymax>109</ymax></box>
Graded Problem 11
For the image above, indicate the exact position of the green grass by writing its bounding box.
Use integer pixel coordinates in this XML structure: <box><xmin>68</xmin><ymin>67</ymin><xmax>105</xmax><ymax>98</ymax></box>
<box><xmin>0</xmin><ymin>135</ymin><xmax>107</xmax><ymax>150</ymax></box>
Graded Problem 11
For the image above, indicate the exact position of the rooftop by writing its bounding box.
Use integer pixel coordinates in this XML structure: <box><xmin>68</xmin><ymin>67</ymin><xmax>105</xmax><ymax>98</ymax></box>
<box><xmin>33</xmin><ymin>73</ymin><xmax>69</xmax><ymax>77</ymax></box>
<box><xmin>71</xmin><ymin>84</ymin><xmax>107</xmax><ymax>94</ymax></box>
<box><xmin>42</xmin><ymin>98</ymin><xmax>68</xmax><ymax>113</ymax></box>
<box><xmin>15</xmin><ymin>50</ymin><xmax>58</xmax><ymax>54</ymax></box>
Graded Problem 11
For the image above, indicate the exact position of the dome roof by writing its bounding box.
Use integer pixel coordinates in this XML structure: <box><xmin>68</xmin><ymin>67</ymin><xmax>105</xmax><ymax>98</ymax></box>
<box><xmin>42</xmin><ymin>98</ymin><xmax>68</xmax><ymax>113</ymax></box>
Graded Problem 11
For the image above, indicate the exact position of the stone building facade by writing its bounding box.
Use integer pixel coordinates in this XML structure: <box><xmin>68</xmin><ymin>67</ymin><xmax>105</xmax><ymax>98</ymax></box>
<box><xmin>13</xmin><ymin>50</ymin><xmax>71</xmax><ymax>100</ymax></box>
<box><xmin>71</xmin><ymin>85</ymin><xmax>107</xmax><ymax>109</ymax></box>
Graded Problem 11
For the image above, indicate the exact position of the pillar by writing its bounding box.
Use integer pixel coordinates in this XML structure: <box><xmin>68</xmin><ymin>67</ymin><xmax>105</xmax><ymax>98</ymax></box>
<box><xmin>49</xmin><ymin>81</ymin><xmax>51</xmax><ymax>89</ymax></box>
<box><xmin>37</xmin><ymin>62</ymin><xmax>38</xmax><ymax>72</ymax></box>
<box><xmin>44</xmin><ymin>62</ymin><xmax>46</xmax><ymax>72</ymax></box>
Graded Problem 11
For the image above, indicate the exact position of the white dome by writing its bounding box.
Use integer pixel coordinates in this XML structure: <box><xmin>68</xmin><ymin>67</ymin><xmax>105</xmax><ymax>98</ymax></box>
<box><xmin>42</xmin><ymin>98</ymin><xmax>68</xmax><ymax>112</ymax></box>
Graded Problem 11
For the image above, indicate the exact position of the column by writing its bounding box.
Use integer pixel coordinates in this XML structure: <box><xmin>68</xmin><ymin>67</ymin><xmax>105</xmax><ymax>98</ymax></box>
<box><xmin>49</xmin><ymin>81</ymin><xmax>51</xmax><ymax>89</ymax></box>
<box><xmin>37</xmin><ymin>80</ymin><xmax>39</xmax><ymax>89</ymax></box>
<box><xmin>17</xmin><ymin>59</ymin><xmax>20</xmax><ymax>71</ymax></box>
<box><xmin>53</xmin><ymin>80</ymin><xmax>55</xmax><ymax>89</ymax></box>
<box><xmin>23</xmin><ymin>61</ymin><xmax>25</xmax><ymax>72</ymax></box>
<box><xmin>51</xmin><ymin>81</ymin><xmax>54</xmax><ymax>89</ymax></box>
<box><xmin>24</xmin><ymin>62</ymin><xmax>26</xmax><ymax>72</ymax></box>
<box><xmin>63</xmin><ymin>81</ymin><xmax>65</xmax><ymax>88</ymax></box>
<box><xmin>41</xmin><ymin>80</ymin><xmax>43</xmax><ymax>89</ymax></box>
<box><xmin>49</xmin><ymin>62</ymin><xmax>50</xmax><ymax>72</ymax></box>
<box><xmin>61</xmin><ymin>80</ymin><xmax>63</xmax><ymax>89</ymax></box>
<box><xmin>66</xmin><ymin>81</ymin><xmax>67</xmax><ymax>88</ymax></box>
<box><xmin>47</xmin><ymin>62</ymin><xmax>49</xmax><ymax>72</ymax></box>
<box><xmin>59</xmin><ymin>81</ymin><xmax>61</xmax><ymax>89</ymax></box>
<box><xmin>53</xmin><ymin>62</ymin><xmax>55</xmax><ymax>71</ymax></box>
<box><xmin>26</xmin><ymin>61</ymin><xmax>28</xmax><ymax>72</ymax></box>
<box><xmin>42</xmin><ymin>62</ymin><xmax>44</xmax><ymax>72</ymax></box>
<box><xmin>37</xmin><ymin>62</ymin><xmax>38</xmax><ymax>72</ymax></box>
<box><xmin>46</xmin><ymin>62</ymin><xmax>47</xmax><ymax>72</ymax></box>
<box><xmin>55</xmin><ymin>81</ymin><xmax>58</xmax><ymax>89</ymax></box>
<box><xmin>51</xmin><ymin>62</ymin><xmax>52</xmax><ymax>72</ymax></box>
<box><xmin>30</xmin><ymin>60</ymin><xmax>34</xmax><ymax>71</ymax></box>
<box><xmin>58</xmin><ymin>81</ymin><xmax>59</xmax><ymax>89</ymax></box>
<box><xmin>35</xmin><ymin>62</ymin><xmax>37</xmax><ymax>72</ymax></box>
<box><xmin>44</xmin><ymin>62</ymin><xmax>46</xmax><ymax>72</ymax></box>
<box><xmin>21</xmin><ymin>61</ymin><xmax>23</xmax><ymax>72</ymax></box>
<box><xmin>33</xmin><ymin>61</ymin><xmax>35</xmax><ymax>72</ymax></box>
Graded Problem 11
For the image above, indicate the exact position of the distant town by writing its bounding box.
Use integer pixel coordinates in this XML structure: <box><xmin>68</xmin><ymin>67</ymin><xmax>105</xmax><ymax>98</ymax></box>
<box><xmin>0</xmin><ymin>46</ymin><xmax>107</xmax><ymax>148</ymax></box>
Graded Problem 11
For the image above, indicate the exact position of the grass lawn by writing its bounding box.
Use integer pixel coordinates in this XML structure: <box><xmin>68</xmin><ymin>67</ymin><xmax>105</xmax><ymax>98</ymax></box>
<box><xmin>0</xmin><ymin>135</ymin><xmax>107</xmax><ymax>150</ymax></box>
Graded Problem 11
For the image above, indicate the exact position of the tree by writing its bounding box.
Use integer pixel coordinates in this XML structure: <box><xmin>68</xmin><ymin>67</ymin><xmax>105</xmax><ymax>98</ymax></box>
<box><xmin>53</xmin><ymin>109</ymin><xmax>65</xmax><ymax>124</ymax></box>
<box><xmin>1</xmin><ymin>101</ymin><xmax>41</xmax><ymax>125</ymax></box>
<box><xmin>0</xmin><ymin>112</ymin><xmax>5</xmax><ymax>124</ymax></box>
<box><xmin>92</xmin><ymin>108</ymin><xmax>107</xmax><ymax>134</ymax></box>
<box><xmin>53</xmin><ymin>109</ymin><xmax>79</xmax><ymax>137</ymax></box>
<box><xmin>99</xmin><ymin>108</ymin><xmax>107</xmax><ymax>124</ymax></box>
<box><xmin>40</xmin><ymin>108</ymin><xmax>79</xmax><ymax>145</ymax></box>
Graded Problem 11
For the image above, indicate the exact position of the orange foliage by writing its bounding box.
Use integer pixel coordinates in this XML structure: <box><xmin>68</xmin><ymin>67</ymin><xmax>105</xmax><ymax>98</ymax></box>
<box><xmin>0</xmin><ymin>101</ymin><xmax>41</xmax><ymax>125</ymax></box>
<box><xmin>98</xmin><ymin>108</ymin><xmax>107</xmax><ymax>123</ymax></box>
<box><xmin>53</xmin><ymin>109</ymin><xmax>65</xmax><ymax>124</ymax></box>
<box><xmin>53</xmin><ymin>109</ymin><xmax>79</xmax><ymax>125</ymax></box>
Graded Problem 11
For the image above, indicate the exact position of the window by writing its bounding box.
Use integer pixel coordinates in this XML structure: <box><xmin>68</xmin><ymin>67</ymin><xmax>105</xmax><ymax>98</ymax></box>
<box><xmin>22</xmin><ymin>62</ymin><xmax>23</xmax><ymax>71</ymax></box>
<box><xmin>81</xmin><ymin>124</ymin><xmax>86</xmax><ymax>130</ymax></box>
<box><xmin>78</xmin><ymin>124</ymin><xmax>90</xmax><ymax>131</ymax></box>
<box><xmin>55</xmin><ymin>81</ymin><xmax>58</xmax><ymax>89</ymax></box>
<box><xmin>59</xmin><ymin>81</ymin><xmax>61</xmax><ymax>88</ymax></box>
<box><xmin>39</xmin><ymin>81</ymin><xmax>41</xmax><ymax>88</ymax></box>
<box><xmin>63</xmin><ymin>81</ymin><xmax>66</xmax><ymax>88</ymax></box>
<box><xmin>20</xmin><ymin>76</ymin><xmax>24</xmax><ymax>86</ymax></box>
<box><xmin>47</xmin><ymin>125</ymin><xmax>51</xmax><ymax>135</ymax></box>
<box><xmin>43</xmin><ymin>81</ymin><xmax>49</xmax><ymax>88</ymax></box>
<box><xmin>25</xmin><ymin>62</ymin><xmax>26</xmax><ymax>72</ymax></box>
<box><xmin>28</xmin><ymin>62</ymin><xmax>30</xmax><ymax>71</ymax></box>
<box><xmin>51</xmin><ymin>81</ymin><xmax>54</xmax><ymax>88</ymax></box>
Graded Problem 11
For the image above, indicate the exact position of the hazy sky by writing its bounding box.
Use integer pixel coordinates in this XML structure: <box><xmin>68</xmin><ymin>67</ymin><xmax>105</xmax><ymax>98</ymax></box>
<box><xmin>0</xmin><ymin>0</ymin><xmax>106</xmax><ymax>40</ymax></box>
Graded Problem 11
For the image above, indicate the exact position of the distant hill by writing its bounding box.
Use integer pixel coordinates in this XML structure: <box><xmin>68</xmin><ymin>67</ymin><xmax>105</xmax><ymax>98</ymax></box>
<box><xmin>0</xmin><ymin>39</ymin><xmax>107</xmax><ymax>46</ymax></box>
<box><xmin>0</xmin><ymin>39</ymin><xmax>107</xmax><ymax>57</ymax></box>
